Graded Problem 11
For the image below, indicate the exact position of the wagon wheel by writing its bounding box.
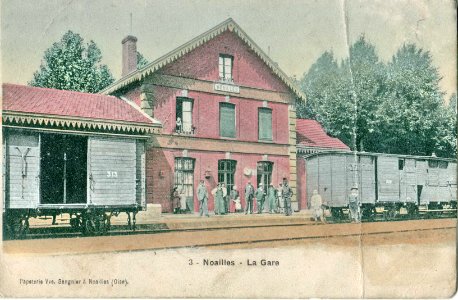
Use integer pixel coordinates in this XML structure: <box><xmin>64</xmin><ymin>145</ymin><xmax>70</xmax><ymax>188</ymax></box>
<box><xmin>370</xmin><ymin>208</ymin><xmax>376</xmax><ymax>221</ymax></box>
<box><xmin>97</xmin><ymin>213</ymin><xmax>110</xmax><ymax>235</ymax></box>
<box><xmin>432</xmin><ymin>210</ymin><xmax>442</xmax><ymax>219</ymax></box>
<box><xmin>70</xmin><ymin>217</ymin><xmax>82</xmax><ymax>230</ymax></box>
<box><xmin>330</xmin><ymin>208</ymin><xmax>343</xmax><ymax>222</ymax></box>
<box><xmin>4</xmin><ymin>216</ymin><xmax>15</xmax><ymax>239</ymax></box>
<box><xmin>10</xmin><ymin>217</ymin><xmax>29</xmax><ymax>239</ymax></box>
<box><xmin>132</xmin><ymin>211</ymin><xmax>137</xmax><ymax>231</ymax></box>
<box><xmin>104</xmin><ymin>214</ymin><xmax>111</xmax><ymax>233</ymax></box>
<box><xmin>385</xmin><ymin>208</ymin><xmax>397</xmax><ymax>221</ymax></box>
<box><xmin>22</xmin><ymin>217</ymin><xmax>30</xmax><ymax>234</ymax></box>
<box><xmin>362</xmin><ymin>207</ymin><xmax>376</xmax><ymax>222</ymax></box>
<box><xmin>93</xmin><ymin>214</ymin><xmax>104</xmax><ymax>234</ymax></box>
<box><xmin>84</xmin><ymin>218</ymin><xmax>95</xmax><ymax>235</ymax></box>
<box><xmin>348</xmin><ymin>209</ymin><xmax>354</xmax><ymax>222</ymax></box>
<box><xmin>407</xmin><ymin>206</ymin><xmax>419</xmax><ymax>219</ymax></box>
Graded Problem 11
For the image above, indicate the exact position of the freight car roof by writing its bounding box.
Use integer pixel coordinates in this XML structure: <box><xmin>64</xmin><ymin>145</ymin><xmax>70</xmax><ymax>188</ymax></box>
<box><xmin>296</xmin><ymin>119</ymin><xmax>350</xmax><ymax>150</ymax></box>
<box><xmin>300</xmin><ymin>149</ymin><xmax>457</xmax><ymax>162</ymax></box>
<box><xmin>2</xmin><ymin>83</ymin><xmax>162</xmax><ymax>134</ymax></box>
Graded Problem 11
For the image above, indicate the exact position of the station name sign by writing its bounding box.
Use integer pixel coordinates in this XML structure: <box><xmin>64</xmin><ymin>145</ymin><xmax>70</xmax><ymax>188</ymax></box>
<box><xmin>214</xmin><ymin>82</ymin><xmax>240</xmax><ymax>94</ymax></box>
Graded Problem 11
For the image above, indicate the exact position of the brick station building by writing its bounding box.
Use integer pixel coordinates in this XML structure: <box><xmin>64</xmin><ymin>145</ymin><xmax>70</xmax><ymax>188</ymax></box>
<box><xmin>101</xmin><ymin>18</ymin><xmax>305</xmax><ymax>213</ymax></box>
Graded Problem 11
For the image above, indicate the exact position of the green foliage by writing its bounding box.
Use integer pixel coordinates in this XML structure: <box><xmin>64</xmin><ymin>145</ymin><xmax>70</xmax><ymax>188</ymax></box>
<box><xmin>376</xmin><ymin>44</ymin><xmax>451</xmax><ymax>156</ymax></box>
<box><xmin>298</xmin><ymin>37</ymin><xmax>456</xmax><ymax>158</ymax></box>
<box><xmin>137</xmin><ymin>51</ymin><xmax>149</xmax><ymax>69</ymax></box>
<box><xmin>344</xmin><ymin>37</ymin><xmax>387</xmax><ymax>151</ymax></box>
<box><xmin>449</xmin><ymin>93</ymin><xmax>457</xmax><ymax>113</ymax></box>
<box><xmin>29</xmin><ymin>31</ymin><xmax>114</xmax><ymax>93</ymax></box>
<box><xmin>298</xmin><ymin>51</ymin><xmax>355</xmax><ymax>146</ymax></box>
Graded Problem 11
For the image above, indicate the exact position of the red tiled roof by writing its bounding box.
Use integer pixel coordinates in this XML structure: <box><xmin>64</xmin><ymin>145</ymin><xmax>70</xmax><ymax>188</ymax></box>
<box><xmin>296</xmin><ymin>119</ymin><xmax>349</xmax><ymax>150</ymax></box>
<box><xmin>2</xmin><ymin>83</ymin><xmax>160</xmax><ymax>126</ymax></box>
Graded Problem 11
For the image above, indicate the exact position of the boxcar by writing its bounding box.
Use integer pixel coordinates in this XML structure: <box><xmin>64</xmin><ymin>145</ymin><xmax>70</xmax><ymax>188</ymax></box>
<box><xmin>3</xmin><ymin>128</ymin><xmax>147</xmax><ymax>236</ymax></box>
<box><xmin>303</xmin><ymin>151</ymin><xmax>457</xmax><ymax>220</ymax></box>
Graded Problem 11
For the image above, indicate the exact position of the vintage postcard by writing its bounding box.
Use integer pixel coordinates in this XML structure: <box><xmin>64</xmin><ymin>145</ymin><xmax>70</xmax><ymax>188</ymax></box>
<box><xmin>1</xmin><ymin>0</ymin><xmax>456</xmax><ymax>298</ymax></box>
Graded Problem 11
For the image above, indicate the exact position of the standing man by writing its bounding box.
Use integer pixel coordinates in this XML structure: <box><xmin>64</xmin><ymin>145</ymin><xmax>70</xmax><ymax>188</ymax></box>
<box><xmin>277</xmin><ymin>183</ymin><xmax>283</xmax><ymax>214</ymax></box>
<box><xmin>221</xmin><ymin>183</ymin><xmax>228</xmax><ymax>214</ymax></box>
<box><xmin>230</xmin><ymin>185</ymin><xmax>240</xmax><ymax>213</ymax></box>
<box><xmin>267</xmin><ymin>183</ymin><xmax>277</xmax><ymax>214</ymax></box>
<box><xmin>310</xmin><ymin>189</ymin><xmax>325</xmax><ymax>223</ymax></box>
<box><xmin>282</xmin><ymin>177</ymin><xmax>293</xmax><ymax>216</ymax></box>
<box><xmin>197</xmin><ymin>180</ymin><xmax>209</xmax><ymax>217</ymax></box>
<box><xmin>244</xmin><ymin>181</ymin><xmax>254</xmax><ymax>214</ymax></box>
<box><xmin>255</xmin><ymin>183</ymin><xmax>265</xmax><ymax>214</ymax></box>
<box><xmin>348</xmin><ymin>186</ymin><xmax>360</xmax><ymax>223</ymax></box>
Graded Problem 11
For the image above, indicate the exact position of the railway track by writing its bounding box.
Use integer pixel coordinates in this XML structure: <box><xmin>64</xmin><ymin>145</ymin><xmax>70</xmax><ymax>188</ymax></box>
<box><xmin>4</xmin><ymin>214</ymin><xmax>456</xmax><ymax>241</ymax></box>
<box><xmin>3</xmin><ymin>217</ymin><xmax>455</xmax><ymax>255</ymax></box>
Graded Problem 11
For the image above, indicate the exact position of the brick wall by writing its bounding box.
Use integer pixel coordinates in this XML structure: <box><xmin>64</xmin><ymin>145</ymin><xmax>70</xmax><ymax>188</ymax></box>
<box><xmin>147</xmin><ymin>146</ymin><xmax>290</xmax><ymax>212</ymax></box>
<box><xmin>160</xmin><ymin>31</ymin><xmax>290</xmax><ymax>93</ymax></box>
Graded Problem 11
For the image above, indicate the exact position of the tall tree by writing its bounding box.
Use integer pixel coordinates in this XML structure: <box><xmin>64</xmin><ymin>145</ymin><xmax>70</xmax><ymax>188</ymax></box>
<box><xmin>428</xmin><ymin>93</ymin><xmax>456</xmax><ymax>157</ymax></box>
<box><xmin>137</xmin><ymin>51</ymin><xmax>149</xmax><ymax>69</ymax></box>
<box><xmin>449</xmin><ymin>93</ymin><xmax>457</xmax><ymax>113</ymax></box>
<box><xmin>376</xmin><ymin>43</ymin><xmax>452</xmax><ymax>156</ymax></box>
<box><xmin>298</xmin><ymin>37</ymin><xmax>385</xmax><ymax>150</ymax></box>
<box><xmin>29</xmin><ymin>31</ymin><xmax>114</xmax><ymax>93</ymax></box>
<box><xmin>345</xmin><ymin>36</ymin><xmax>386</xmax><ymax>152</ymax></box>
<box><xmin>298</xmin><ymin>51</ymin><xmax>356</xmax><ymax>147</ymax></box>
<box><xmin>298</xmin><ymin>39</ymin><xmax>455</xmax><ymax>157</ymax></box>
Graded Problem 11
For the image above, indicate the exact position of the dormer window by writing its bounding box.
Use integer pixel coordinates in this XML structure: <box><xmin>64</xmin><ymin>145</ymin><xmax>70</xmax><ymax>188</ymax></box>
<box><xmin>219</xmin><ymin>54</ymin><xmax>233</xmax><ymax>82</ymax></box>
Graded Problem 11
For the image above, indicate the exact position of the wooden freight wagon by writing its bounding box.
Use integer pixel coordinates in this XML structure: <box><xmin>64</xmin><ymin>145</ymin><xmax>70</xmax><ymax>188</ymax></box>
<box><xmin>302</xmin><ymin>151</ymin><xmax>457</xmax><ymax>220</ymax></box>
<box><xmin>2</xmin><ymin>84</ymin><xmax>161</xmax><ymax>237</ymax></box>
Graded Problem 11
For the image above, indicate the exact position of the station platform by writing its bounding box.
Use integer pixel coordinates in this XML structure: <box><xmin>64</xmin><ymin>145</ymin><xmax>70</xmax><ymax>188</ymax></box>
<box><xmin>29</xmin><ymin>210</ymin><xmax>316</xmax><ymax>231</ymax></box>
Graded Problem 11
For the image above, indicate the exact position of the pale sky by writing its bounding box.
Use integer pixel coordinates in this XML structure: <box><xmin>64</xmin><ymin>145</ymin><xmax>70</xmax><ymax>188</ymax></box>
<box><xmin>1</xmin><ymin>0</ymin><xmax>456</xmax><ymax>99</ymax></box>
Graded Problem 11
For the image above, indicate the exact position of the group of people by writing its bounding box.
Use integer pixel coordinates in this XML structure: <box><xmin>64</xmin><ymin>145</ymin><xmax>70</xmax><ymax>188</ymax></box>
<box><xmin>174</xmin><ymin>179</ymin><xmax>361</xmax><ymax>222</ymax></box>
<box><xmin>193</xmin><ymin>178</ymin><xmax>294</xmax><ymax>217</ymax></box>
<box><xmin>309</xmin><ymin>186</ymin><xmax>361</xmax><ymax>223</ymax></box>
<box><xmin>170</xmin><ymin>186</ymin><xmax>189</xmax><ymax>214</ymax></box>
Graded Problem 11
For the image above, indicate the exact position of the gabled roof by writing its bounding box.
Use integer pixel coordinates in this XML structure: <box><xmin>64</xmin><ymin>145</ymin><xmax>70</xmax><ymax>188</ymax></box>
<box><xmin>2</xmin><ymin>83</ymin><xmax>161</xmax><ymax>134</ymax></box>
<box><xmin>100</xmin><ymin>18</ymin><xmax>306</xmax><ymax>101</ymax></box>
<box><xmin>296</xmin><ymin>119</ymin><xmax>350</xmax><ymax>150</ymax></box>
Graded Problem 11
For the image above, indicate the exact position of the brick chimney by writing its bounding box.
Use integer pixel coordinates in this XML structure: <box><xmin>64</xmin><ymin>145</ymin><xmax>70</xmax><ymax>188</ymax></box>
<box><xmin>122</xmin><ymin>35</ymin><xmax>138</xmax><ymax>76</ymax></box>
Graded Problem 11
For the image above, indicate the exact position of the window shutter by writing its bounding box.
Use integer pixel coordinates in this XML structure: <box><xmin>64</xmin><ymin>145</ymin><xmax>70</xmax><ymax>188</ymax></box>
<box><xmin>259</xmin><ymin>108</ymin><xmax>272</xmax><ymax>140</ymax></box>
<box><xmin>182</xmin><ymin>99</ymin><xmax>193</xmax><ymax>132</ymax></box>
<box><xmin>176</xmin><ymin>98</ymin><xmax>183</xmax><ymax>120</ymax></box>
<box><xmin>220</xmin><ymin>103</ymin><xmax>236</xmax><ymax>138</ymax></box>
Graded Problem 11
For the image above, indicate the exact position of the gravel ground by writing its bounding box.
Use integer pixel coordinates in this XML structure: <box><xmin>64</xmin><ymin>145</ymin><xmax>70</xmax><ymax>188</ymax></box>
<box><xmin>1</xmin><ymin>218</ymin><xmax>456</xmax><ymax>298</ymax></box>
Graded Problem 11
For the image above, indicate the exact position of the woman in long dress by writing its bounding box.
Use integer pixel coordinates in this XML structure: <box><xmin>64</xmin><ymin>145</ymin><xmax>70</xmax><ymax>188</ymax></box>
<box><xmin>179</xmin><ymin>187</ymin><xmax>187</xmax><ymax>213</ymax></box>
<box><xmin>171</xmin><ymin>187</ymin><xmax>181</xmax><ymax>214</ymax></box>
<box><xmin>230</xmin><ymin>185</ymin><xmax>240</xmax><ymax>213</ymax></box>
<box><xmin>267</xmin><ymin>183</ymin><xmax>277</xmax><ymax>213</ymax></box>
<box><xmin>215</xmin><ymin>183</ymin><xmax>225</xmax><ymax>215</ymax></box>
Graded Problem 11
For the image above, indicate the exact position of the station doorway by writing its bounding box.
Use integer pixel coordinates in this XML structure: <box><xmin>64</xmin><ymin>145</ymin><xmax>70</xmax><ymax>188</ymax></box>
<box><xmin>257</xmin><ymin>161</ymin><xmax>273</xmax><ymax>193</ymax></box>
<box><xmin>40</xmin><ymin>133</ymin><xmax>87</xmax><ymax>204</ymax></box>
<box><xmin>218</xmin><ymin>159</ymin><xmax>237</xmax><ymax>196</ymax></box>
